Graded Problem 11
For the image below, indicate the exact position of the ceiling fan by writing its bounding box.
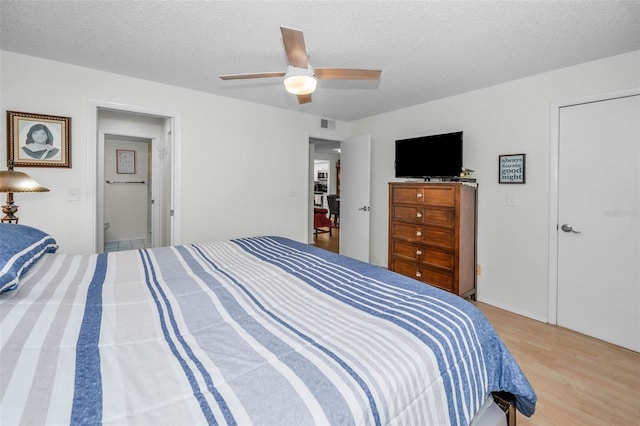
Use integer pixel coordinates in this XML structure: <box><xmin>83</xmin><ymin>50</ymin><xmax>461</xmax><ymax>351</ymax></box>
<box><xmin>218</xmin><ymin>26</ymin><xmax>382</xmax><ymax>104</ymax></box>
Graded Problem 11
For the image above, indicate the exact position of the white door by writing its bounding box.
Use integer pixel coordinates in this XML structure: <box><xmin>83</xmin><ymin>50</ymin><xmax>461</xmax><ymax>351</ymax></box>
<box><xmin>339</xmin><ymin>134</ymin><xmax>371</xmax><ymax>262</ymax></box>
<box><xmin>557</xmin><ymin>94</ymin><xmax>639</xmax><ymax>351</ymax></box>
<box><xmin>149</xmin><ymin>138</ymin><xmax>161</xmax><ymax>247</ymax></box>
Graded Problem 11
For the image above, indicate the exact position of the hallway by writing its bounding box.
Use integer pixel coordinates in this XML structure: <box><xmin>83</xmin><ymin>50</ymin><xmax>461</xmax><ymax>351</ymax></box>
<box><xmin>313</xmin><ymin>227</ymin><xmax>339</xmax><ymax>254</ymax></box>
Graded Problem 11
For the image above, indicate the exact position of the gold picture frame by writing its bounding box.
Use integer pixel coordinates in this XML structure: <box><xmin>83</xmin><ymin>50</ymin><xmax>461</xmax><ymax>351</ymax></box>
<box><xmin>7</xmin><ymin>111</ymin><xmax>71</xmax><ymax>168</ymax></box>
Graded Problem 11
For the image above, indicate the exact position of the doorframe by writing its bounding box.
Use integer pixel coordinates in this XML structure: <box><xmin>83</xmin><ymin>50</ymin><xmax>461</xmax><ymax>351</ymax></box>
<box><xmin>98</xmin><ymin>131</ymin><xmax>160</xmax><ymax>251</ymax></box>
<box><xmin>547</xmin><ymin>87</ymin><xmax>640</xmax><ymax>324</ymax></box>
<box><xmin>87</xmin><ymin>99</ymin><xmax>182</xmax><ymax>253</ymax></box>
<box><xmin>306</xmin><ymin>133</ymin><xmax>343</xmax><ymax>244</ymax></box>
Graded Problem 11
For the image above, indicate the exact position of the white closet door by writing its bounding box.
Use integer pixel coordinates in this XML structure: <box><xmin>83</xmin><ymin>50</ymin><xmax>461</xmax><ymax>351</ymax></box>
<box><xmin>557</xmin><ymin>94</ymin><xmax>639</xmax><ymax>351</ymax></box>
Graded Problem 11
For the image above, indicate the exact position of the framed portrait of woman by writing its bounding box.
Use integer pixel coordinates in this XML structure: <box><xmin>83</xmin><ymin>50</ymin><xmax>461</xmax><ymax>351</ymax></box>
<box><xmin>7</xmin><ymin>111</ymin><xmax>71</xmax><ymax>168</ymax></box>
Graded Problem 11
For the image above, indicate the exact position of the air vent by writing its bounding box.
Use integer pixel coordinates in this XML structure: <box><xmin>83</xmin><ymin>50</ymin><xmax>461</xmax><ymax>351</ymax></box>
<box><xmin>320</xmin><ymin>118</ymin><xmax>336</xmax><ymax>130</ymax></box>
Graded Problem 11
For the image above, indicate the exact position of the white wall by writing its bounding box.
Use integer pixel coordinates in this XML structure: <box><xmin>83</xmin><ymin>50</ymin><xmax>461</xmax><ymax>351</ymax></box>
<box><xmin>0</xmin><ymin>51</ymin><xmax>349</xmax><ymax>253</ymax></box>
<box><xmin>2</xmin><ymin>48</ymin><xmax>638</xmax><ymax>324</ymax></box>
<box><xmin>351</xmin><ymin>50</ymin><xmax>640</xmax><ymax>322</ymax></box>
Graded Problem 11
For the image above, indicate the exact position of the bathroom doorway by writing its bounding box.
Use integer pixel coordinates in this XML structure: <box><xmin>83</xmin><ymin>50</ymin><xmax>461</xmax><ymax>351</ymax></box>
<box><xmin>94</xmin><ymin>106</ymin><xmax>178</xmax><ymax>253</ymax></box>
<box><xmin>102</xmin><ymin>134</ymin><xmax>154</xmax><ymax>251</ymax></box>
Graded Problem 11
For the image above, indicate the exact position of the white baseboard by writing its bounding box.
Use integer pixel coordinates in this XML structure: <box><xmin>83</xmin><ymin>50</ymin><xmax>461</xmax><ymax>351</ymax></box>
<box><xmin>476</xmin><ymin>296</ymin><xmax>548</xmax><ymax>324</ymax></box>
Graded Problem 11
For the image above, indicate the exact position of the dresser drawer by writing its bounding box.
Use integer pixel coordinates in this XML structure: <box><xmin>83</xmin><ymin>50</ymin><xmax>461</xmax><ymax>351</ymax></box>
<box><xmin>392</xmin><ymin>205</ymin><xmax>424</xmax><ymax>223</ymax></box>
<box><xmin>392</xmin><ymin>205</ymin><xmax>454</xmax><ymax>227</ymax></box>
<box><xmin>391</xmin><ymin>240</ymin><xmax>453</xmax><ymax>270</ymax></box>
<box><xmin>392</xmin><ymin>185</ymin><xmax>456</xmax><ymax>207</ymax></box>
<box><xmin>392</xmin><ymin>186</ymin><xmax>426</xmax><ymax>204</ymax></box>
<box><xmin>390</xmin><ymin>259</ymin><xmax>454</xmax><ymax>292</ymax></box>
<box><xmin>418</xmin><ymin>267</ymin><xmax>454</xmax><ymax>292</ymax></box>
<box><xmin>423</xmin><ymin>208</ymin><xmax>454</xmax><ymax>227</ymax></box>
<box><xmin>391</xmin><ymin>222</ymin><xmax>455</xmax><ymax>248</ymax></box>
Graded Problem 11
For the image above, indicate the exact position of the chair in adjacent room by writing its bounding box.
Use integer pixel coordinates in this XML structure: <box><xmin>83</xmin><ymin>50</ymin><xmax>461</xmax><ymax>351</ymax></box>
<box><xmin>313</xmin><ymin>208</ymin><xmax>332</xmax><ymax>237</ymax></box>
<box><xmin>326</xmin><ymin>194</ymin><xmax>340</xmax><ymax>227</ymax></box>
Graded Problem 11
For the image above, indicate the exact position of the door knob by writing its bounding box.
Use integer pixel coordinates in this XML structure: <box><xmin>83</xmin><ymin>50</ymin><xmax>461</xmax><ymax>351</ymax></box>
<box><xmin>561</xmin><ymin>224</ymin><xmax>582</xmax><ymax>234</ymax></box>
<box><xmin>358</xmin><ymin>206</ymin><xmax>371</xmax><ymax>211</ymax></box>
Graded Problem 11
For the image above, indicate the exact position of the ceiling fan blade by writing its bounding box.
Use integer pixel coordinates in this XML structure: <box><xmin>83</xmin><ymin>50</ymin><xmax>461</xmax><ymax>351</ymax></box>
<box><xmin>219</xmin><ymin>72</ymin><xmax>285</xmax><ymax>80</ymax></box>
<box><xmin>281</xmin><ymin>26</ymin><xmax>308</xmax><ymax>69</ymax></box>
<box><xmin>297</xmin><ymin>93</ymin><xmax>312</xmax><ymax>104</ymax></box>
<box><xmin>315</xmin><ymin>68</ymin><xmax>381</xmax><ymax>80</ymax></box>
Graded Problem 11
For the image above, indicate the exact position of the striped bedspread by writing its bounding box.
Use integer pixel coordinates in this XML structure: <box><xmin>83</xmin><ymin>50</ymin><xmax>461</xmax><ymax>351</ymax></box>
<box><xmin>0</xmin><ymin>236</ymin><xmax>535</xmax><ymax>425</ymax></box>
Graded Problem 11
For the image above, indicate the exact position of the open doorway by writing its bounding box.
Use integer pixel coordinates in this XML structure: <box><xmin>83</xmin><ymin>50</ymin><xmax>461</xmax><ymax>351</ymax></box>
<box><xmin>309</xmin><ymin>137</ymin><xmax>341</xmax><ymax>252</ymax></box>
<box><xmin>93</xmin><ymin>106</ymin><xmax>179</xmax><ymax>253</ymax></box>
<box><xmin>102</xmin><ymin>134</ymin><xmax>154</xmax><ymax>252</ymax></box>
<box><xmin>307</xmin><ymin>134</ymin><xmax>372</xmax><ymax>261</ymax></box>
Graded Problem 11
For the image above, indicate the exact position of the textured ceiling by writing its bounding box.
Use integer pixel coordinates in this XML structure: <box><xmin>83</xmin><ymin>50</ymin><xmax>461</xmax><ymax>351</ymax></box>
<box><xmin>1</xmin><ymin>1</ymin><xmax>639</xmax><ymax>121</ymax></box>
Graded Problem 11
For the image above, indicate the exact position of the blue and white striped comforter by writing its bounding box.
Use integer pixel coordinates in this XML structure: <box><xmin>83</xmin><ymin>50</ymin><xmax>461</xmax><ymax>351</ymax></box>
<box><xmin>0</xmin><ymin>236</ymin><xmax>535</xmax><ymax>425</ymax></box>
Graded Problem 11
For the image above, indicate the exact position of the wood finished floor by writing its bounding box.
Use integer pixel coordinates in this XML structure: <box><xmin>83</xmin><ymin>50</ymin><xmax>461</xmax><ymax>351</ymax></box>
<box><xmin>310</xmin><ymin>233</ymin><xmax>640</xmax><ymax>424</ymax></box>
<box><xmin>477</xmin><ymin>302</ymin><xmax>640</xmax><ymax>425</ymax></box>
<box><xmin>313</xmin><ymin>225</ymin><xmax>340</xmax><ymax>253</ymax></box>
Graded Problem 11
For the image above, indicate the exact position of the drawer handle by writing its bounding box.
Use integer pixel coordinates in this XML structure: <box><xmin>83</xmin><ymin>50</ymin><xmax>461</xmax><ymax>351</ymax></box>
<box><xmin>416</xmin><ymin>250</ymin><xmax>422</xmax><ymax>256</ymax></box>
<box><xmin>417</xmin><ymin>193</ymin><xmax>423</xmax><ymax>198</ymax></box>
<box><xmin>416</xmin><ymin>212</ymin><xmax>423</xmax><ymax>218</ymax></box>
<box><xmin>416</xmin><ymin>231</ymin><xmax>422</xmax><ymax>237</ymax></box>
<box><xmin>415</xmin><ymin>271</ymin><xmax>422</xmax><ymax>278</ymax></box>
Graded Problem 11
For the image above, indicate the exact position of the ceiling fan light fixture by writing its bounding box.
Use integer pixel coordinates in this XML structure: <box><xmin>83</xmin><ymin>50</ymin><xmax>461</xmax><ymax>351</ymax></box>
<box><xmin>284</xmin><ymin>65</ymin><xmax>317</xmax><ymax>95</ymax></box>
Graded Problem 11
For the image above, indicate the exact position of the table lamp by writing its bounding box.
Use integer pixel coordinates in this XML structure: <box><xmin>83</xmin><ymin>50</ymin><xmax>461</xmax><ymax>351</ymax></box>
<box><xmin>0</xmin><ymin>160</ymin><xmax>49</xmax><ymax>223</ymax></box>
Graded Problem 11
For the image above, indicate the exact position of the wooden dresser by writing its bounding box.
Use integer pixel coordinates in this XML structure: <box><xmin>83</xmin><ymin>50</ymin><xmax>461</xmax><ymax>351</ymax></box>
<box><xmin>388</xmin><ymin>182</ymin><xmax>477</xmax><ymax>299</ymax></box>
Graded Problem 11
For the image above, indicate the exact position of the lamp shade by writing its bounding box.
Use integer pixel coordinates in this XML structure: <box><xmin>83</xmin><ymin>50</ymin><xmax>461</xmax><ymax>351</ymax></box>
<box><xmin>284</xmin><ymin>65</ymin><xmax>317</xmax><ymax>95</ymax></box>
<box><xmin>0</xmin><ymin>170</ymin><xmax>49</xmax><ymax>193</ymax></box>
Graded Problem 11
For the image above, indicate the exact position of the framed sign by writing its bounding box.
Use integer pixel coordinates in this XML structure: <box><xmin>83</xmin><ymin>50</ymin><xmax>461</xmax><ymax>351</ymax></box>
<box><xmin>499</xmin><ymin>153</ymin><xmax>526</xmax><ymax>184</ymax></box>
<box><xmin>116</xmin><ymin>149</ymin><xmax>136</xmax><ymax>174</ymax></box>
<box><xmin>7</xmin><ymin>111</ymin><xmax>71</xmax><ymax>168</ymax></box>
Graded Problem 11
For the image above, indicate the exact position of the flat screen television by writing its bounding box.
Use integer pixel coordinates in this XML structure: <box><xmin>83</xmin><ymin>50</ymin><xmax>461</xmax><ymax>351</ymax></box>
<box><xmin>394</xmin><ymin>131</ymin><xmax>463</xmax><ymax>178</ymax></box>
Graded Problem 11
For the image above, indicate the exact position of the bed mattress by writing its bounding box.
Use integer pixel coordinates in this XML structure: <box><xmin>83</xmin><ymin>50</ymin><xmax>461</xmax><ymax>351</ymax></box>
<box><xmin>0</xmin><ymin>235</ymin><xmax>535</xmax><ymax>425</ymax></box>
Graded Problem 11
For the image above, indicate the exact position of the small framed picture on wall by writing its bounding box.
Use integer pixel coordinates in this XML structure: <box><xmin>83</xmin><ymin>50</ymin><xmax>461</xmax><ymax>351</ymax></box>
<box><xmin>116</xmin><ymin>149</ymin><xmax>136</xmax><ymax>174</ymax></box>
<box><xmin>7</xmin><ymin>110</ymin><xmax>71</xmax><ymax>168</ymax></box>
<box><xmin>499</xmin><ymin>153</ymin><xmax>526</xmax><ymax>184</ymax></box>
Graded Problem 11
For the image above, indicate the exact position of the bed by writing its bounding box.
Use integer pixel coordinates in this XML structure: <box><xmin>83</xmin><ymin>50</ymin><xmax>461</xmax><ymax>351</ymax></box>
<box><xmin>0</xmin><ymin>224</ymin><xmax>536</xmax><ymax>425</ymax></box>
